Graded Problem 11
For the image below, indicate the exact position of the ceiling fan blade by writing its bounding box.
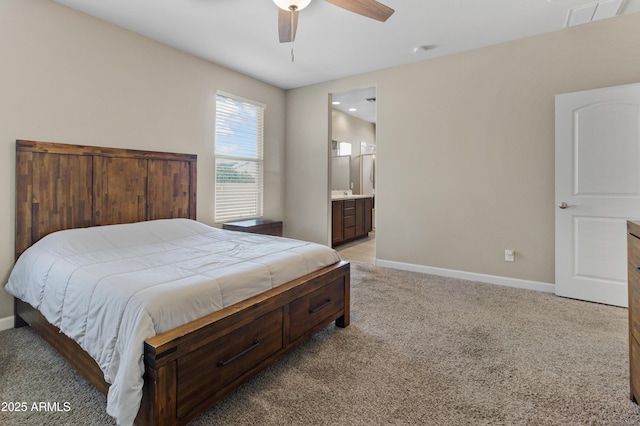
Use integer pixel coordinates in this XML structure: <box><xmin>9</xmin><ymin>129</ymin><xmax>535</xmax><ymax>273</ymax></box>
<box><xmin>278</xmin><ymin>8</ymin><xmax>299</xmax><ymax>43</ymax></box>
<box><xmin>324</xmin><ymin>0</ymin><xmax>394</xmax><ymax>22</ymax></box>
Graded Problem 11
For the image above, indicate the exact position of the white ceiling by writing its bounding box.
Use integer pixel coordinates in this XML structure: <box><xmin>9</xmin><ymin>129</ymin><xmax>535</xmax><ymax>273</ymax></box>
<box><xmin>53</xmin><ymin>0</ymin><xmax>640</xmax><ymax>92</ymax></box>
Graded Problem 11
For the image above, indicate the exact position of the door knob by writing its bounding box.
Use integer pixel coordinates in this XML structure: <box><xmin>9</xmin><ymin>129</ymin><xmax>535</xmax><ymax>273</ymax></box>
<box><xmin>558</xmin><ymin>202</ymin><xmax>573</xmax><ymax>209</ymax></box>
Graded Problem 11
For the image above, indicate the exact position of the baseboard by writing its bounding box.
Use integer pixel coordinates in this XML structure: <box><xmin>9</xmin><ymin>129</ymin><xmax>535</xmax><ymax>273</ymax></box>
<box><xmin>375</xmin><ymin>259</ymin><xmax>555</xmax><ymax>294</ymax></box>
<box><xmin>0</xmin><ymin>315</ymin><xmax>14</xmax><ymax>331</ymax></box>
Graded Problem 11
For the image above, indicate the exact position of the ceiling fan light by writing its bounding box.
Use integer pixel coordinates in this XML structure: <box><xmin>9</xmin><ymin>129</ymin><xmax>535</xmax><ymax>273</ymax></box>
<box><xmin>273</xmin><ymin>0</ymin><xmax>312</xmax><ymax>11</ymax></box>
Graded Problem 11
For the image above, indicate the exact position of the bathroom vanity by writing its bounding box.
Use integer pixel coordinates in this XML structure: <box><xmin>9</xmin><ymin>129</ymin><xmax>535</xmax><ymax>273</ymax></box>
<box><xmin>332</xmin><ymin>195</ymin><xmax>373</xmax><ymax>247</ymax></box>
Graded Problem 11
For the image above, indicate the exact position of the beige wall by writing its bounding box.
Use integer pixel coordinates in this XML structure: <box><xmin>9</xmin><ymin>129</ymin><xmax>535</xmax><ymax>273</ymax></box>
<box><xmin>0</xmin><ymin>0</ymin><xmax>286</xmax><ymax>319</ymax></box>
<box><xmin>332</xmin><ymin>109</ymin><xmax>376</xmax><ymax>151</ymax></box>
<box><xmin>3</xmin><ymin>1</ymin><xmax>640</xmax><ymax>321</ymax></box>
<box><xmin>285</xmin><ymin>13</ymin><xmax>640</xmax><ymax>284</ymax></box>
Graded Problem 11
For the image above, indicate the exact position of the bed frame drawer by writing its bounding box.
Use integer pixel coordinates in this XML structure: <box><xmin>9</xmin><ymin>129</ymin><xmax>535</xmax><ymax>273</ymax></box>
<box><xmin>289</xmin><ymin>279</ymin><xmax>345</xmax><ymax>342</ymax></box>
<box><xmin>176</xmin><ymin>308</ymin><xmax>284</xmax><ymax>418</ymax></box>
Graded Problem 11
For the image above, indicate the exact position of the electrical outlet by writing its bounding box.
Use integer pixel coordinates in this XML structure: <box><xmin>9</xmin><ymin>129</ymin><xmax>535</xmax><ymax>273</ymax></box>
<box><xmin>505</xmin><ymin>249</ymin><xmax>515</xmax><ymax>262</ymax></box>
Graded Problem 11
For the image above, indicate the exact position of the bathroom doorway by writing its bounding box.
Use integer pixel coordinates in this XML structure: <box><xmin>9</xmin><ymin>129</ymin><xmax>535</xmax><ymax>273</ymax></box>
<box><xmin>329</xmin><ymin>86</ymin><xmax>377</xmax><ymax>264</ymax></box>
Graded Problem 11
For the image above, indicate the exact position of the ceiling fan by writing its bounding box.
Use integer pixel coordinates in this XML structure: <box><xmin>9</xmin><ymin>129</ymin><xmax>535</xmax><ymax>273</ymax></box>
<box><xmin>273</xmin><ymin>0</ymin><xmax>395</xmax><ymax>43</ymax></box>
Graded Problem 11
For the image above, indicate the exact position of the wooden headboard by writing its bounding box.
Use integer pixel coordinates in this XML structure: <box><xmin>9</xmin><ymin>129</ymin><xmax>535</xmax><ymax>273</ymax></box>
<box><xmin>15</xmin><ymin>140</ymin><xmax>197</xmax><ymax>257</ymax></box>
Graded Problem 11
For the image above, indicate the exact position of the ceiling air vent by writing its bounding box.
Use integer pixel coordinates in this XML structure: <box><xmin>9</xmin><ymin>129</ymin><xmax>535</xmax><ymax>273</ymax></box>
<box><xmin>565</xmin><ymin>0</ymin><xmax>623</xmax><ymax>27</ymax></box>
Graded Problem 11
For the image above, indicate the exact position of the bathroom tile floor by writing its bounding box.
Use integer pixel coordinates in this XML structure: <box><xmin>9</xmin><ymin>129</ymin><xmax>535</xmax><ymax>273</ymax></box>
<box><xmin>335</xmin><ymin>232</ymin><xmax>375</xmax><ymax>265</ymax></box>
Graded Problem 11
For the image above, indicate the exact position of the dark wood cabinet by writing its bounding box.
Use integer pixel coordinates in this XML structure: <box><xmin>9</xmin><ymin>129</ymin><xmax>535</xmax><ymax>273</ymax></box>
<box><xmin>364</xmin><ymin>197</ymin><xmax>373</xmax><ymax>233</ymax></box>
<box><xmin>332</xmin><ymin>202</ymin><xmax>343</xmax><ymax>244</ymax></box>
<box><xmin>332</xmin><ymin>197</ymin><xmax>373</xmax><ymax>247</ymax></box>
<box><xmin>222</xmin><ymin>219</ymin><xmax>283</xmax><ymax>236</ymax></box>
<box><xmin>355</xmin><ymin>199</ymin><xmax>364</xmax><ymax>236</ymax></box>
<box><xmin>343</xmin><ymin>200</ymin><xmax>356</xmax><ymax>240</ymax></box>
<box><xmin>629</xmin><ymin>221</ymin><xmax>640</xmax><ymax>404</ymax></box>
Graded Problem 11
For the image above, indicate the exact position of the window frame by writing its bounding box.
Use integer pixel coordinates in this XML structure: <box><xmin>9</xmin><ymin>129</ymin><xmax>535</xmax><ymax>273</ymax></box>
<box><xmin>213</xmin><ymin>91</ymin><xmax>265</xmax><ymax>223</ymax></box>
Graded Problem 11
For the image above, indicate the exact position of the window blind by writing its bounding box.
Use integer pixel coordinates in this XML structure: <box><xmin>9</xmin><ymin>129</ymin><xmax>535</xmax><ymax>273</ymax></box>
<box><xmin>214</xmin><ymin>93</ymin><xmax>264</xmax><ymax>223</ymax></box>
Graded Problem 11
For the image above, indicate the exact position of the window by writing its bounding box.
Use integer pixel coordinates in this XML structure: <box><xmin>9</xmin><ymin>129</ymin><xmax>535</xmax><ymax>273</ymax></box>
<box><xmin>214</xmin><ymin>93</ymin><xmax>264</xmax><ymax>223</ymax></box>
<box><xmin>338</xmin><ymin>142</ymin><xmax>352</xmax><ymax>156</ymax></box>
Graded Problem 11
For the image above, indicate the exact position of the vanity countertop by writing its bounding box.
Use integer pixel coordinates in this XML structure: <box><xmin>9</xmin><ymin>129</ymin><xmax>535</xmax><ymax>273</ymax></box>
<box><xmin>331</xmin><ymin>194</ymin><xmax>374</xmax><ymax>200</ymax></box>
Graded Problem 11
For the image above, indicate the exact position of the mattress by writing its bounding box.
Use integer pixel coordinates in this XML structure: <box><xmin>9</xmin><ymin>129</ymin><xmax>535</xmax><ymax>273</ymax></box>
<box><xmin>4</xmin><ymin>218</ymin><xmax>341</xmax><ymax>425</ymax></box>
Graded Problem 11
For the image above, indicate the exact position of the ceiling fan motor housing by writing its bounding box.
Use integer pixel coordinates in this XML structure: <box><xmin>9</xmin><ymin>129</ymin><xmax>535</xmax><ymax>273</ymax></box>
<box><xmin>273</xmin><ymin>0</ymin><xmax>312</xmax><ymax>11</ymax></box>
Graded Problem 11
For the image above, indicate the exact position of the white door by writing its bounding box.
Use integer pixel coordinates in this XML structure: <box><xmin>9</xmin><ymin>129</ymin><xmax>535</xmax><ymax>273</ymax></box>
<box><xmin>555</xmin><ymin>82</ymin><xmax>640</xmax><ymax>307</ymax></box>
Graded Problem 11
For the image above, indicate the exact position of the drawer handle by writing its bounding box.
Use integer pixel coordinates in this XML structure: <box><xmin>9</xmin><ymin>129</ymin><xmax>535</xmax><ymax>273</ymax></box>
<box><xmin>217</xmin><ymin>340</ymin><xmax>260</xmax><ymax>367</ymax></box>
<box><xmin>636</xmin><ymin>267</ymin><xmax>640</xmax><ymax>273</ymax></box>
<box><xmin>309</xmin><ymin>299</ymin><xmax>332</xmax><ymax>314</ymax></box>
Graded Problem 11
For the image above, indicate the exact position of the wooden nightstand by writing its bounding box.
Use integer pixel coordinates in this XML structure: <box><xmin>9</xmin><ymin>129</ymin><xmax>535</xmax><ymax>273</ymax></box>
<box><xmin>222</xmin><ymin>219</ymin><xmax>283</xmax><ymax>237</ymax></box>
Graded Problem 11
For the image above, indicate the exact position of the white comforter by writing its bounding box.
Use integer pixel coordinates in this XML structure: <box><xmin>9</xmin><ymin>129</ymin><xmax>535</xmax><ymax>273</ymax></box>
<box><xmin>5</xmin><ymin>219</ymin><xmax>340</xmax><ymax>425</ymax></box>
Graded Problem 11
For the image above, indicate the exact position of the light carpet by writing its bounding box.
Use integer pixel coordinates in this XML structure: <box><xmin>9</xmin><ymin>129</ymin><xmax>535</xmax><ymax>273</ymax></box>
<box><xmin>2</xmin><ymin>262</ymin><xmax>640</xmax><ymax>425</ymax></box>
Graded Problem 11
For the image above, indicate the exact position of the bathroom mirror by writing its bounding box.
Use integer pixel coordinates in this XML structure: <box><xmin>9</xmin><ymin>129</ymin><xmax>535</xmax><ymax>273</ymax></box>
<box><xmin>331</xmin><ymin>155</ymin><xmax>350</xmax><ymax>191</ymax></box>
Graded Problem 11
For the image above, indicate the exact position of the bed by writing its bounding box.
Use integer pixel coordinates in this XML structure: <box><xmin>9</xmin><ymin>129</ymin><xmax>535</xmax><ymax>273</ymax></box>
<box><xmin>8</xmin><ymin>140</ymin><xmax>350</xmax><ymax>426</ymax></box>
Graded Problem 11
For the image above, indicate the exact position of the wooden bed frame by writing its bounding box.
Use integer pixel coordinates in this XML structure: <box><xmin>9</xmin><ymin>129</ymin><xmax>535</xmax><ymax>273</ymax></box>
<box><xmin>13</xmin><ymin>140</ymin><xmax>350</xmax><ymax>426</ymax></box>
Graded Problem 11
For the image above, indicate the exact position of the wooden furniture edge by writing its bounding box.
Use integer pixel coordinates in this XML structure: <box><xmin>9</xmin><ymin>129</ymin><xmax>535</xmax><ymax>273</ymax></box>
<box><xmin>628</xmin><ymin>221</ymin><xmax>639</xmax><ymax>404</ymax></box>
<box><xmin>15</xmin><ymin>298</ymin><xmax>111</xmax><ymax>395</ymax></box>
<box><xmin>153</xmin><ymin>260</ymin><xmax>351</xmax><ymax>425</ymax></box>
<box><xmin>146</xmin><ymin>261</ymin><xmax>350</xmax><ymax>357</ymax></box>
<box><xmin>16</xmin><ymin>140</ymin><xmax>197</xmax><ymax>161</ymax></box>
